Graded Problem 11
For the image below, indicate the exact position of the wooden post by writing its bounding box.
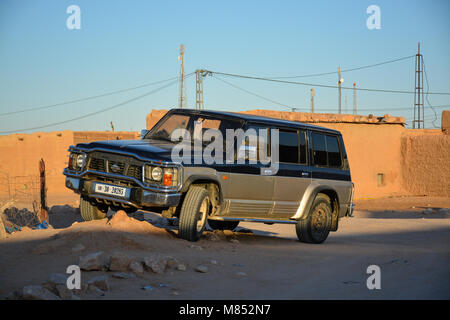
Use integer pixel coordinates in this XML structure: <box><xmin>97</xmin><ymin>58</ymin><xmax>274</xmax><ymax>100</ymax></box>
<box><xmin>38</xmin><ymin>159</ymin><xmax>49</xmax><ymax>223</ymax></box>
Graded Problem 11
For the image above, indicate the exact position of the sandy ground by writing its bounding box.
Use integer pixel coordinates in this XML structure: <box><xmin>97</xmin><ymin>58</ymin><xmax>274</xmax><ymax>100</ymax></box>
<box><xmin>0</xmin><ymin>195</ymin><xmax>449</xmax><ymax>300</ymax></box>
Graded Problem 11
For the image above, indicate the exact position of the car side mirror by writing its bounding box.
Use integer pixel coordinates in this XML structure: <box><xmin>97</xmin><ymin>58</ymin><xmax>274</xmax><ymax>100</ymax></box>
<box><xmin>140</xmin><ymin>129</ymin><xmax>149</xmax><ymax>140</ymax></box>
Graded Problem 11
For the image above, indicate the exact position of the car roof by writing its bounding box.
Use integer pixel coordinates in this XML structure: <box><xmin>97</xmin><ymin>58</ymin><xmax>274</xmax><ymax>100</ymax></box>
<box><xmin>169</xmin><ymin>108</ymin><xmax>341</xmax><ymax>135</ymax></box>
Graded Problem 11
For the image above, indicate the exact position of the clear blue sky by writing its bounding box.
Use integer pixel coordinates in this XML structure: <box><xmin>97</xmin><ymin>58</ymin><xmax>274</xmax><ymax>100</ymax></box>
<box><xmin>0</xmin><ymin>0</ymin><xmax>449</xmax><ymax>133</ymax></box>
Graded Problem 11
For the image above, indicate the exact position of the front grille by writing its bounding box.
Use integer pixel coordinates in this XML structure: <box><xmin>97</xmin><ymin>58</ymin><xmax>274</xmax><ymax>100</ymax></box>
<box><xmin>89</xmin><ymin>157</ymin><xmax>106</xmax><ymax>172</ymax></box>
<box><xmin>108</xmin><ymin>160</ymin><xmax>126</xmax><ymax>174</ymax></box>
<box><xmin>87</xmin><ymin>154</ymin><xmax>142</xmax><ymax>182</ymax></box>
<box><xmin>127</xmin><ymin>165</ymin><xmax>142</xmax><ymax>180</ymax></box>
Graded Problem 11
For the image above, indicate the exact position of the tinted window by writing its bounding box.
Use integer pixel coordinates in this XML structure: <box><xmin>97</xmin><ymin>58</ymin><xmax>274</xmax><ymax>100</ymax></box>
<box><xmin>326</xmin><ymin>135</ymin><xmax>342</xmax><ymax>167</ymax></box>
<box><xmin>279</xmin><ymin>130</ymin><xmax>299</xmax><ymax>163</ymax></box>
<box><xmin>238</xmin><ymin>125</ymin><xmax>270</xmax><ymax>162</ymax></box>
<box><xmin>311</xmin><ymin>132</ymin><xmax>327</xmax><ymax>166</ymax></box>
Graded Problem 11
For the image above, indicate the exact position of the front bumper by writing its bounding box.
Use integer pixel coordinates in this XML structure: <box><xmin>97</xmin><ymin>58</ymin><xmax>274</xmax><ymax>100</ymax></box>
<box><xmin>65</xmin><ymin>176</ymin><xmax>181</xmax><ymax>208</ymax></box>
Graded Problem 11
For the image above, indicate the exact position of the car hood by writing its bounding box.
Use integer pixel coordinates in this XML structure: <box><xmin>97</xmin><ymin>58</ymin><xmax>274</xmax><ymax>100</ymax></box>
<box><xmin>75</xmin><ymin>139</ymin><xmax>176</xmax><ymax>161</ymax></box>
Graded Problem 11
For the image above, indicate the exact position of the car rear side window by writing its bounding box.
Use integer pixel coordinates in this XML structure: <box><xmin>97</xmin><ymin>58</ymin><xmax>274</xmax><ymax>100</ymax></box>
<box><xmin>311</xmin><ymin>132</ymin><xmax>342</xmax><ymax>168</ymax></box>
<box><xmin>279</xmin><ymin>129</ymin><xmax>299</xmax><ymax>164</ymax></box>
<box><xmin>311</xmin><ymin>132</ymin><xmax>327</xmax><ymax>166</ymax></box>
<box><xmin>326</xmin><ymin>135</ymin><xmax>342</xmax><ymax>167</ymax></box>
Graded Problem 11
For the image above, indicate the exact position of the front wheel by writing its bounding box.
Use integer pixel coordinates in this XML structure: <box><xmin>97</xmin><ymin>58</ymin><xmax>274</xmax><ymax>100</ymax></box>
<box><xmin>296</xmin><ymin>194</ymin><xmax>332</xmax><ymax>244</ymax></box>
<box><xmin>80</xmin><ymin>196</ymin><xmax>108</xmax><ymax>221</ymax></box>
<box><xmin>178</xmin><ymin>186</ymin><xmax>210</xmax><ymax>241</ymax></box>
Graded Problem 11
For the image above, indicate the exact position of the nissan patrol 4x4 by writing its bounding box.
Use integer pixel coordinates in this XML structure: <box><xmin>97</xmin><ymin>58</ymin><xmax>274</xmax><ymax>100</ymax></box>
<box><xmin>63</xmin><ymin>108</ymin><xmax>354</xmax><ymax>243</ymax></box>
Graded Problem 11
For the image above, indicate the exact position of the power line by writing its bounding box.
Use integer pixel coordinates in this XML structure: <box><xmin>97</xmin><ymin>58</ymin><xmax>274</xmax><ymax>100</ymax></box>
<box><xmin>265</xmin><ymin>55</ymin><xmax>416</xmax><ymax>79</ymax></box>
<box><xmin>206</xmin><ymin>70</ymin><xmax>450</xmax><ymax>95</ymax></box>
<box><xmin>212</xmin><ymin>75</ymin><xmax>293</xmax><ymax>110</ymax></box>
<box><xmin>0</xmin><ymin>74</ymin><xmax>193</xmax><ymax>117</ymax></box>
<box><xmin>422</xmin><ymin>59</ymin><xmax>439</xmax><ymax>128</ymax></box>
<box><xmin>0</xmin><ymin>78</ymin><xmax>184</xmax><ymax>134</ymax></box>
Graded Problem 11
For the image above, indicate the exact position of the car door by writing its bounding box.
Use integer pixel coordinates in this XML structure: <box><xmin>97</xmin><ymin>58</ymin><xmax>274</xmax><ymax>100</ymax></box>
<box><xmin>221</xmin><ymin>123</ymin><xmax>275</xmax><ymax>217</ymax></box>
<box><xmin>271</xmin><ymin>128</ymin><xmax>312</xmax><ymax>218</ymax></box>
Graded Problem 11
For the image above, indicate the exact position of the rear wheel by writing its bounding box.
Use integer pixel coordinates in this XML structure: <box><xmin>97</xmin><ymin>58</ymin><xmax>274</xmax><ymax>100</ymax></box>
<box><xmin>296</xmin><ymin>194</ymin><xmax>332</xmax><ymax>244</ymax></box>
<box><xmin>80</xmin><ymin>196</ymin><xmax>108</xmax><ymax>221</ymax></box>
<box><xmin>207</xmin><ymin>220</ymin><xmax>239</xmax><ymax>231</ymax></box>
<box><xmin>178</xmin><ymin>186</ymin><xmax>210</xmax><ymax>241</ymax></box>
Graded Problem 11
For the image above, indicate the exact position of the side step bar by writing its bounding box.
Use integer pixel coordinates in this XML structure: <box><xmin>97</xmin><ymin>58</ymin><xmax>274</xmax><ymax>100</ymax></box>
<box><xmin>208</xmin><ymin>216</ymin><xmax>297</xmax><ymax>224</ymax></box>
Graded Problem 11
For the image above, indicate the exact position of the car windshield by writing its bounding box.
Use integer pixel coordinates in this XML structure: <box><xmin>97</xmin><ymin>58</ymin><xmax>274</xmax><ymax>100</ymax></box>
<box><xmin>146</xmin><ymin>112</ymin><xmax>244</xmax><ymax>143</ymax></box>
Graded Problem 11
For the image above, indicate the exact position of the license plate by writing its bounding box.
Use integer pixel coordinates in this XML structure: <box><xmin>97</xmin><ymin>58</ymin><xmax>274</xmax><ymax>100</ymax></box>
<box><xmin>94</xmin><ymin>183</ymin><xmax>128</xmax><ymax>198</ymax></box>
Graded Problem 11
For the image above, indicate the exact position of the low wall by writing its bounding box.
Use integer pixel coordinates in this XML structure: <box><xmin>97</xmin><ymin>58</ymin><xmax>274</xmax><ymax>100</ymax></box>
<box><xmin>0</xmin><ymin>131</ymin><xmax>139</xmax><ymax>199</ymax></box>
<box><xmin>401</xmin><ymin>130</ymin><xmax>450</xmax><ymax>197</ymax></box>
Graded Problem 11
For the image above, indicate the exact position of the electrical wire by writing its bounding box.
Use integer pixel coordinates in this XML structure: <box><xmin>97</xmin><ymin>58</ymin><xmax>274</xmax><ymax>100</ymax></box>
<box><xmin>0</xmin><ymin>73</ymin><xmax>193</xmax><ymax>117</ymax></box>
<box><xmin>422</xmin><ymin>59</ymin><xmax>439</xmax><ymax>128</ymax></box>
<box><xmin>206</xmin><ymin>70</ymin><xmax>450</xmax><ymax>95</ymax></box>
<box><xmin>0</xmin><ymin>77</ymin><xmax>186</xmax><ymax>134</ymax></box>
<box><xmin>263</xmin><ymin>55</ymin><xmax>416</xmax><ymax>79</ymax></box>
<box><xmin>211</xmin><ymin>75</ymin><xmax>294</xmax><ymax>111</ymax></box>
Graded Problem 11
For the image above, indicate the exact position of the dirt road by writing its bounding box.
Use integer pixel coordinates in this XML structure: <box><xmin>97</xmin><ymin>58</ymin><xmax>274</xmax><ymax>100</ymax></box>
<box><xmin>0</xmin><ymin>196</ymin><xmax>449</xmax><ymax>300</ymax></box>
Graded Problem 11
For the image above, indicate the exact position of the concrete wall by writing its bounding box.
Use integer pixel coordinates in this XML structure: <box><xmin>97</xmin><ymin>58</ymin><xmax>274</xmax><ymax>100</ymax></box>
<box><xmin>0</xmin><ymin>131</ymin><xmax>139</xmax><ymax>199</ymax></box>
<box><xmin>401</xmin><ymin>130</ymin><xmax>450</xmax><ymax>197</ymax></box>
<box><xmin>0</xmin><ymin>131</ymin><xmax>74</xmax><ymax>198</ymax></box>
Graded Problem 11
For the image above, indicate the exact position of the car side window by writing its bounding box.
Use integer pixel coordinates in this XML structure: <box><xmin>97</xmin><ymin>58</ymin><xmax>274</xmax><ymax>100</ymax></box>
<box><xmin>311</xmin><ymin>132</ymin><xmax>342</xmax><ymax>168</ymax></box>
<box><xmin>326</xmin><ymin>135</ymin><xmax>342</xmax><ymax>167</ymax></box>
<box><xmin>279</xmin><ymin>129</ymin><xmax>299</xmax><ymax>164</ymax></box>
<box><xmin>311</xmin><ymin>132</ymin><xmax>327</xmax><ymax>166</ymax></box>
<box><xmin>238</xmin><ymin>124</ymin><xmax>270</xmax><ymax>162</ymax></box>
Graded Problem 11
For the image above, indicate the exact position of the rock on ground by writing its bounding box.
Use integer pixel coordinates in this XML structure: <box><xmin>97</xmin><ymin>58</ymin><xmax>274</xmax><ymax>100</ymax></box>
<box><xmin>195</xmin><ymin>265</ymin><xmax>209</xmax><ymax>273</ymax></box>
<box><xmin>109</xmin><ymin>252</ymin><xmax>133</xmax><ymax>272</ymax></box>
<box><xmin>87</xmin><ymin>275</ymin><xmax>109</xmax><ymax>291</ymax></box>
<box><xmin>22</xmin><ymin>285</ymin><xmax>61</xmax><ymax>300</ymax></box>
<box><xmin>143</xmin><ymin>255</ymin><xmax>168</xmax><ymax>274</ymax></box>
<box><xmin>129</xmin><ymin>260</ymin><xmax>144</xmax><ymax>275</ymax></box>
<box><xmin>79</xmin><ymin>252</ymin><xmax>105</xmax><ymax>271</ymax></box>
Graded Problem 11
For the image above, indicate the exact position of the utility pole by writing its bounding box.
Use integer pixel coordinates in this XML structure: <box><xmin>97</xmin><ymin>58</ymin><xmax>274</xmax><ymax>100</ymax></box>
<box><xmin>195</xmin><ymin>69</ymin><xmax>210</xmax><ymax>110</ymax></box>
<box><xmin>337</xmin><ymin>67</ymin><xmax>344</xmax><ymax>114</ymax></box>
<box><xmin>178</xmin><ymin>44</ymin><xmax>186</xmax><ymax>109</ymax></box>
<box><xmin>413</xmin><ymin>42</ymin><xmax>424</xmax><ymax>128</ymax></box>
<box><xmin>310</xmin><ymin>88</ymin><xmax>315</xmax><ymax>113</ymax></box>
<box><xmin>353</xmin><ymin>82</ymin><xmax>357</xmax><ymax>115</ymax></box>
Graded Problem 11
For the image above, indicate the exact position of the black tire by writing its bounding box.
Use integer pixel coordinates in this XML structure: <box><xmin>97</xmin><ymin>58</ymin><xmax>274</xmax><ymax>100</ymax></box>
<box><xmin>178</xmin><ymin>186</ymin><xmax>210</xmax><ymax>241</ymax></box>
<box><xmin>80</xmin><ymin>196</ymin><xmax>108</xmax><ymax>221</ymax></box>
<box><xmin>207</xmin><ymin>220</ymin><xmax>239</xmax><ymax>231</ymax></box>
<box><xmin>296</xmin><ymin>194</ymin><xmax>332</xmax><ymax>244</ymax></box>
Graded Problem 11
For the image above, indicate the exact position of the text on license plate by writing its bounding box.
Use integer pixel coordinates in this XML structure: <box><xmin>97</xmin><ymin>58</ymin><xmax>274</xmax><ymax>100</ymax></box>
<box><xmin>94</xmin><ymin>183</ymin><xmax>127</xmax><ymax>197</ymax></box>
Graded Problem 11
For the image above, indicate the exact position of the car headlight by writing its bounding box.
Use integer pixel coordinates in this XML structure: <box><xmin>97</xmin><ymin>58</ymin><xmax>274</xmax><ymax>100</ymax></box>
<box><xmin>75</xmin><ymin>154</ymin><xmax>86</xmax><ymax>168</ymax></box>
<box><xmin>69</xmin><ymin>153</ymin><xmax>86</xmax><ymax>170</ymax></box>
<box><xmin>144</xmin><ymin>165</ymin><xmax>179</xmax><ymax>187</ymax></box>
<box><xmin>151</xmin><ymin>167</ymin><xmax>163</xmax><ymax>181</ymax></box>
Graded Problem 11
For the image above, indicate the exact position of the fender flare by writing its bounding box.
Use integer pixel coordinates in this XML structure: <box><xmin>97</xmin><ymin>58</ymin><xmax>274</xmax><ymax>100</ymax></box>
<box><xmin>181</xmin><ymin>174</ymin><xmax>224</xmax><ymax>204</ymax></box>
<box><xmin>291</xmin><ymin>182</ymin><xmax>340</xmax><ymax>223</ymax></box>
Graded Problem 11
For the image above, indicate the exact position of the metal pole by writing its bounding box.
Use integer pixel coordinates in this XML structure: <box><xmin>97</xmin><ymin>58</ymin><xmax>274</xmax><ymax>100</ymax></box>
<box><xmin>338</xmin><ymin>67</ymin><xmax>342</xmax><ymax>114</ymax></box>
<box><xmin>353</xmin><ymin>83</ymin><xmax>357</xmax><ymax>115</ymax></box>
<box><xmin>178</xmin><ymin>45</ymin><xmax>186</xmax><ymax>109</ymax></box>
<box><xmin>310</xmin><ymin>88</ymin><xmax>315</xmax><ymax>113</ymax></box>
